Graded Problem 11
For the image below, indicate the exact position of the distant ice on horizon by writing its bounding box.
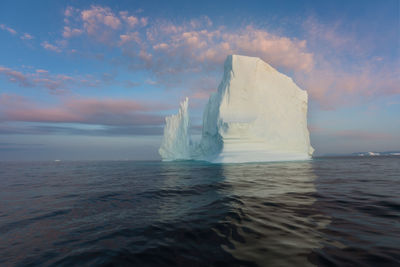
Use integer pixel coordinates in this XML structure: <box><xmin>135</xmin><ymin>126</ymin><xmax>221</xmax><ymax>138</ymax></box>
<box><xmin>159</xmin><ymin>55</ymin><xmax>314</xmax><ymax>163</ymax></box>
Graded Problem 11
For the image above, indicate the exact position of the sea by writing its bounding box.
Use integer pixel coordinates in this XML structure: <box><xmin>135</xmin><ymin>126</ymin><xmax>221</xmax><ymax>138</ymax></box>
<box><xmin>0</xmin><ymin>156</ymin><xmax>399</xmax><ymax>266</ymax></box>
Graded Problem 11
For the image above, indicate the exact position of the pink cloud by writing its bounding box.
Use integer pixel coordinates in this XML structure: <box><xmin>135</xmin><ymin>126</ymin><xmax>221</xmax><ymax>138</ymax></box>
<box><xmin>0</xmin><ymin>24</ymin><xmax>17</xmax><ymax>35</ymax></box>
<box><xmin>79</xmin><ymin>5</ymin><xmax>122</xmax><ymax>43</ymax></box>
<box><xmin>0</xmin><ymin>66</ymin><xmax>67</xmax><ymax>90</ymax></box>
<box><xmin>65</xmin><ymin>98</ymin><xmax>148</xmax><ymax>114</ymax></box>
<box><xmin>52</xmin><ymin>6</ymin><xmax>400</xmax><ymax>110</ymax></box>
<box><xmin>81</xmin><ymin>6</ymin><xmax>121</xmax><ymax>30</ymax></box>
<box><xmin>6</xmin><ymin>107</ymin><xmax>81</xmax><ymax>123</ymax></box>
<box><xmin>303</xmin><ymin>17</ymin><xmax>365</xmax><ymax>57</ymax></box>
<box><xmin>140</xmin><ymin>17</ymin><xmax>148</xmax><ymax>26</ymax></box>
<box><xmin>138</xmin><ymin>50</ymin><xmax>152</xmax><ymax>66</ymax></box>
<box><xmin>0</xmin><ymin>94</ymin><xmax>169</xmax><ymax>126</ymax></box>
<box><xmin>20</xmin><ymin>33</ymin><xmax>34</xmax><ymax>40</ymax></box>
<box><xmin>63</xmin><ymin>26</ymin><xmax>83</xmax><ymax>38</ymax></box>
<box><xmin>62</xmin><ymin>5</ymin><xmax>148</xmax><ymax>45</ymax></box>
<box><xmin>41</xmin><ymin>41</ymin><xmax>62</xmax><ymax>52</ymax></box>
<box><xmin>36</xmin><ymin>69</ymin><xmax>49</xmax><ymax>74</ymax></box>
<box><xmin>189</xmin><ymin>16</ymin><xmax>212</xmax><ymax>28</ymax></box>
<box><xmin>186</xmin><ymin>76</ymin><xmax>218</xmax><ymax>100</ymax></box>
<box><xmin>191</xmin><ymin>91</ymin><xmax>211</xmax><ymax>99</ymax></box>
<box><xmin>61</xmin><ymin>6</ymin><xmax>314</xmax><ymax>74</ymax></box>
<box><xmin>123</xmin><ymin>20</ymin><xmax>314</xmax><ymax>78</ymax></box>
<box><xmin>64</xmin><ymin>6</ymin><xmax>76</xmax><ymax>17</ymax></box>
<box><xmin>294</xmin><ymin>56</ymin><xmax>400</xmax><ymax>109</ymax></box>
<box><xmin>119</xmin><ymin>32</ymin><xmax>141</xmax><ymax>46</ymax></box>
<box><xmin>311</xmin><ymin>126</ymin><xmax>395</xmax><ymax>140</ymax></box>
<box><xmin>220</xmin><ymin>26</ymin><xmax>314</xmax><ymax>72</ymax></box>
<box><xmin>292</xmin><ymin>16</ymin><xmax>400</xmax><ymax>109</ymax></box>
<box><xmin>32</xmin><ymin>77</ymin><xmax>59</xmax><ymax>88</ymax></box>
<box><xmin>335</xmin><ymin>130</ymin><xmax>394</xmax><ymax>140</ymax></box>
<box><xmin>153</xmin><ymin>43</ymin><xmax>168</xmax><ymax>50</ymax></box>
<box><xmin>120</xmin><ymin>11</ymin><xmax>139</xmax><ymax>27</ymax></box>
<box><xmin>0</xmin><ymin>66</ymin><xmax>32</xmax><ymax>87</ymax></box>
<box><xmin>0</xmin><ymin>66</ymin><xmax>111</xmax><ymax>92</ymax></box>
<box><xmin>308</xmin><ymin>126</ymin><xmax>325</xmax><ymax>133</ymax></box>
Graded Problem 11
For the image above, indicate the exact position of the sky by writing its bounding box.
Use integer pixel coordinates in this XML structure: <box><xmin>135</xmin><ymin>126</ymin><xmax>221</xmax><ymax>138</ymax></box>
<box><xmin>0</xmin><ymin>0</ymin><xmax>399</xmax><ymax>160</ymax></box>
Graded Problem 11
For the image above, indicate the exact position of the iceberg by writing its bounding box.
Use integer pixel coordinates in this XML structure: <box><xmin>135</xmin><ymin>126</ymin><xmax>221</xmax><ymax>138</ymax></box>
<box><xmin>159</xmin><ymin>55</ymin><xmax>314</xmax><ymax>163</ymax></box>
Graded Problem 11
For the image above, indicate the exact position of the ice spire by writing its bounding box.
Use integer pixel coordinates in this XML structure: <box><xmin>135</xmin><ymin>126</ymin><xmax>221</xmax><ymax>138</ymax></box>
<box><xmin>159</xmin><ymin>97</ymin><xmax>191</xmax><ymax>160</ymax></box>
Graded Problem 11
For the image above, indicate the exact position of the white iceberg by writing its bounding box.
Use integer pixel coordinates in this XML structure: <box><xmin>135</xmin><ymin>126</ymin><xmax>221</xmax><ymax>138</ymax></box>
<box><xmin>159</xmin><ymin>55</ymin><xmax>314</xmax><ymax>163</ymax></box>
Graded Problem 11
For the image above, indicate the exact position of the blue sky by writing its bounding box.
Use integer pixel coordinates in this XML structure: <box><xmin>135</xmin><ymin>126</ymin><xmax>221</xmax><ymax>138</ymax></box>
<box><xmin>0</xmin><ymin>0</ymin><xmax>399</xmax><ymax>160</ymax></box>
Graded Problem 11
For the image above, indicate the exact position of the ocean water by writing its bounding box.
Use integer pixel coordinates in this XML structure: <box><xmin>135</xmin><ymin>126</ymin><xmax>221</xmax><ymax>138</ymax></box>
<box><xmin>0</xmin><ymin>156</ymin><xmax>399</xmax><ymax>266</ymax></box>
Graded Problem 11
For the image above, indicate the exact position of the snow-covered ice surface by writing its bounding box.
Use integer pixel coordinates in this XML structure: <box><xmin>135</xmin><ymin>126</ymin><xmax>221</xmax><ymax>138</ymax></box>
<box><xmin>159</xmin><ymin>55</ymin><xmax>314</xmax><ymax>163</ymax></box>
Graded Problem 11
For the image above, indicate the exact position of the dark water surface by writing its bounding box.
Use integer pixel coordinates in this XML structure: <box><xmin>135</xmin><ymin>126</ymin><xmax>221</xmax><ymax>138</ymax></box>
<box><xmin>0</xmin><ymin>157</ymin><xmax>399</xmax><ymax>266</ymax></box>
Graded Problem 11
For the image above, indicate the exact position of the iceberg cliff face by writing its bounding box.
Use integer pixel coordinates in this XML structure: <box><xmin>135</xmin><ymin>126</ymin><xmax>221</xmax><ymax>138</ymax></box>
<box><xmin>159</xmin><ymin>55</ymin><xmax>314</xmax><ymax>163</ymax></box>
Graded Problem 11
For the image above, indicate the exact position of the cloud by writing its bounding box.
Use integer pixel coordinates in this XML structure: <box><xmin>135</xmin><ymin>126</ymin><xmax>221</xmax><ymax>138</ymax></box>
<box><xmin>334</xmin><ymin>130</ymin><xmax>394</xmax><ymax>140</ymax></box>
<box><xmin>294</xmin><ymin>17</ymin><xmax>400</xmax><ymax>109</ymax></box>
<box><xmin>0</xmin><ymin>124</ymin><xmax>163</xmax><ymax>136</ymax></box>
<box><xmin>20</xmin><ymin>33</ymin><xmax>34</xmax><ymax>40</ymax></box>
<box><xmin>187</xmin><ymin>76</ymin><xmax>218</xmax><ymax>100</ymax></box>
<box><xmin>218</xmin><ymin>26</ymin><xmax>313</xmax><ymax>71</ymax></box>
<box><xmin>82</xmin><ymin>6</ymin><xmax>121</xmax><ymax>30</ymax></box>
<box><xmin>303</xmin><ymin>17</ymin><xmax>363</xmax><ymax>55</ymax></box>
<box><xmin>0</xmin><ymin>24</ymin><xmax>17</xmax><ymax>35</ymax></box>
<box><xmin>153</xmin><ymin>43</ymin><xmax>168</xmax><ymax>50</ymax></box>
<box><xmin>0</xmin><ymin>66</ymin><xmax>32</xmax><ymax>87</ymax></box>
<box><xmin>80</xmin><ymin>5</ymin><xmax>122</xmax><ymax>43</ymax></box>
<box><xmin>0</xmin><ymin>94</ymin><xmax>170</xmax><ymax>127</ymax></box>
<box><xmin>41</xmin><ymin>41</ymin><xmax>62</xmax><ymax>52</ymax></box>
<box><xmin>119</xmin><ymin>11</ymin><xmax>139</xmax><ymax>27</ymax></box>
<box><xmin>0</xmin><ymin>65</ymin><xmax>68</xmax><ymax>91</ymax></box>
<box><xmin>310</xmin><ymin>126</ymin><xmax>395</xmax><ymax>140</ymax></box>
<box><xmin>119</xmin><ymin>32</ymin><xmax>140</xmax><ymax>46</ymax></box>
<box><xmin>36</xmin><ymin>69</ymin><xmax>49</xmax><ymax>74</ymax></box>
<box><xmin>0</xmin><ymin>65</ymin><xmax>103</xmax><ymax>92</ymax></box>
<box><xmin>137</xmin><ymin>22</ymin><xmax>314</xmax><ymax>76</ymax></box>
<box><xmin>62</xmin><ymin>6</ymin><xmax>312</xmax><ymax>74</ymax></box>
<box><xmin>62</xmin><ymin>26</ymin><xmax>83</xmax><ymax>38</ymax></box>
<box><xmin>64</xmin><ymin>6</ymin><xmax>76</xmax><ymax>17</ymax></box>
<box><xmin>295</xmin><ymin>63</ymin><xmax>400</xmax><ymax>109</ymax></box>
<box><xmin>62</xmin><ymin>5</ymin><xmax>148</xmax><ymax>45</ymax></box>
<box><xmin>140</xmin><ymin>17</ymin><xmax>148</xmax><ymax>26</ymax></box>
<box><xmin>0</xmin><ymin>65</ymin><xmax>145</xmax><ymax>94</ymax></box>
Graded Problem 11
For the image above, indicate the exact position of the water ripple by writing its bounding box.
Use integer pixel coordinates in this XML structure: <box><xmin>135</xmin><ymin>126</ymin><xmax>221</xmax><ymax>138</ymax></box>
<box><xmin>0</xmin><ymin>157</ymin><xmax>399</xmax><ymax>266</ymax></box>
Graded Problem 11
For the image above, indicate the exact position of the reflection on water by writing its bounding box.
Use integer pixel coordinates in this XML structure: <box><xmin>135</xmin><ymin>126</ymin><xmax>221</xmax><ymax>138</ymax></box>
<box><xmin>217</xmin><ymin>162</ymin><xmax>331</xmax><ymax>266</ymax></box>
<box><xmin>0</xmin><ymin>158</ymin><xmax>399</xmax><ymax>266</ymax></box>
<box><xmin>157</xmin><ymin>161</ymin><xmax>225</xmax><ymax>223</ymax></box>
<box><xmin>310</xmin><ymin>157</ymin><xmax>400</xmax><ymax>266</ymax></box>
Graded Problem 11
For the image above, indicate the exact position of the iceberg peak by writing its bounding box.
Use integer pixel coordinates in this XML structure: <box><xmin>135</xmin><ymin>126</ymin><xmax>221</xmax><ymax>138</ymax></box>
<box><xmin>159</xmin><ymin>55</ymin><xmax>314</xmax><ymax>163</ymax></box>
